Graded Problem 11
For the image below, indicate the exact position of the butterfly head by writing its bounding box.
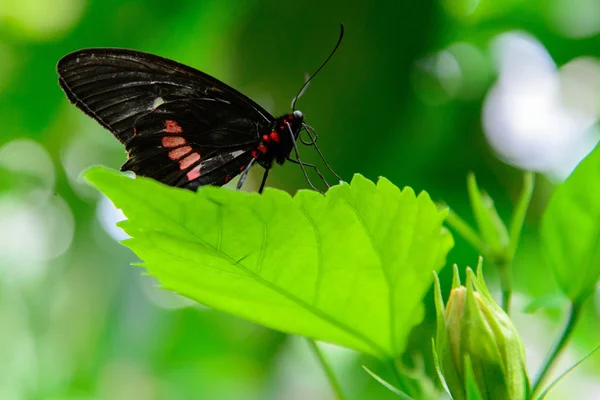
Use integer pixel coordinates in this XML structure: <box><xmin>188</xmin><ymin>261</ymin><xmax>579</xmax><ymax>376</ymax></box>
<box><xmin>292</xmin><ymin>110</ymin><xmax>304</xmax><ymax>122</ymax></box>
<box><xmin>287</xmin><ymin>110</ymin><xmax>304</xmax><ymax>139</ymax></box>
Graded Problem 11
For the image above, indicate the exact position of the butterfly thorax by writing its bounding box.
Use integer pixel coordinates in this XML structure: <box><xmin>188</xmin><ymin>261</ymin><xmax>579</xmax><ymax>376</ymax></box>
<box><xmin>254</xmin><ymin>110</ymin><xmax>304</xmax><ymax>168</ymax></box>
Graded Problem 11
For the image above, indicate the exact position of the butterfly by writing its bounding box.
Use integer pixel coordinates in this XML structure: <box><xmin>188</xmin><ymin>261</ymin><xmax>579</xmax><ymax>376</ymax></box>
<box><xmin>56</xmin><ymin>26</ymin><xmax>343</xmax><ymax>193</ymax></box>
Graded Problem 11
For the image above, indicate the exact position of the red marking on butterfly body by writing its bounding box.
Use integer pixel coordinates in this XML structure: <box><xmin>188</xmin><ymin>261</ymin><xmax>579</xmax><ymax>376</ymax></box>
<box><xmin>164</xmin><ymin>120</ymin><xmax>183</xmax><ymax>133</ymax></box>
<box><xmin>269</xmin><ymin>131</ymin><xmax>280</xmax><ymax>143</ymax></box>
<box><xmin>162</xmin><ymin>136</ymin><xmax>186</xmax><ymax>148</ymax></box>
<box><xmin>179</xmin><ymin>153</ymin><xmax>200</xmax><ymax>169</ymax></box>
<box><xmin>168</xmin><ymin>146</ymin><xmax>192</xmax><ymax>160</ymax></box>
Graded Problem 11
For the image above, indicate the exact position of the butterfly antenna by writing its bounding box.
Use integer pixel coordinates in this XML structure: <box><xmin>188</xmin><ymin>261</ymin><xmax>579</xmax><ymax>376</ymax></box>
<box><xmin>291</xmin><ymin>24</ymin><xmax>344</xmax><ymax>111</ymax></box>
<box><xmin>291</xmin><ymin>72</ymin><xmax>311</xmax><ymax>110</ymax></box>
<box><xmin>303</xmin><ymin>123</ymin><xmax>342</xmax><ymax>181</ymax></box>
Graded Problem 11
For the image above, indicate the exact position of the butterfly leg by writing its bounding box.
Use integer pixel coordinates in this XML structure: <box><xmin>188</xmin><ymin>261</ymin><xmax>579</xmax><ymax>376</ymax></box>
<box><xmin>258</xmin><ymin>169</ymin><xmax>269</xmax><ymax>194</ymax></box>
<box><xmin>285</xmin><ymin>157</ymin><xmax>331</xmax><ymax>189</ymax></box>
<box><xmin>237</xmin><ymin>158</ymin><xmax>257</xmax><ymax>190</ymax></box>
<box><xmin>285</xmin><ymin>122</ymin><xmax>321</xmax><ymax>193</ymax></box>
<box><xmin>301</xmin><ymin>124</ymin><xmax>342</xmax><ymax>181</ymax></box>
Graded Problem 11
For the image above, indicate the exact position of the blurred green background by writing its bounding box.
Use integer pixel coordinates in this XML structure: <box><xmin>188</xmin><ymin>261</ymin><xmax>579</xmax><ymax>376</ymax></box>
<box><xmin>0</xmin><ymin>0</ymin><xmax>599</xmax><ymax>399</ymax></box>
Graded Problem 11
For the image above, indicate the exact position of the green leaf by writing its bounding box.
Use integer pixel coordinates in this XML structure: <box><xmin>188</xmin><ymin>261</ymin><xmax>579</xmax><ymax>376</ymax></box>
<box><xmin>541</xmin><ymin>144</ymin><xmax>600</xmax><ymax>302</ymax></box>
<box><xmin>85</xmin><ymin>167</ymin><xmax>453</xmax><ymax>358</ymax></box>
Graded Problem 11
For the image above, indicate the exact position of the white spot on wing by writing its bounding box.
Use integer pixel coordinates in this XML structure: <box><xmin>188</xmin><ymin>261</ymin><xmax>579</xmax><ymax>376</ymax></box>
<box><xmin>152</xmin><ymin>97</ymin><xmax>165</xmax><ymax>110</ymax></box>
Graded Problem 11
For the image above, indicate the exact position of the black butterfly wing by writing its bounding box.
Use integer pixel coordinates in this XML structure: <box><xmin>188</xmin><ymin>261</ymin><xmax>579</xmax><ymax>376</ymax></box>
<box><xmin>123</xmin><ymin>99</ymin><xmax>258</xmax><ymax>190</ymax></box>
<box><xmin>57</xmin><ymin>48</ymin><xmax>273</xmax><ymax>189</ymax></box>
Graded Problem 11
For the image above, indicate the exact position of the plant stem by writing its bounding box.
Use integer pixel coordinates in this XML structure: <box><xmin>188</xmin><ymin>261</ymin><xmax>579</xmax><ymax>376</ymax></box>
<box><xmin>501</xmin><ymin>287</ymin><xmax>511</xmax><ymax>315</ymax></box>
<box><xmin>307</xmin><ymin>339</ymin><xmax>346</xmax><ymax>400</ymax></box>
<box><xmin>501</xmin><ymin>171</ymin><xmax>533</xmax><ymax>315</ymax></box>
<box><xmin>531</xmin><ymin>301</ymin><xmax>584</xmax><ymax>397</ymax></box>
<box><xmin>445</xmin><ymin>209</ymin><xmax>484</xmax><ymax>252</ymax></box>
<box><xmin>508</xmin><ymin>172</ymin><xmax>534</xmax><ymax>260</ymax></box>
<box><xmin>388</xmin><ymin>358</ymin><xmax>404</xmax><ymax>389</ymax></box>
<box><xmin>388</xmin><ymin>358</ymin><xmax>414</xmax><ymax>395</ymax></box>
<box><xmin>497</xmin><ymin>260</ymin><xmax>512</xmax><ymax>314</ymax></box>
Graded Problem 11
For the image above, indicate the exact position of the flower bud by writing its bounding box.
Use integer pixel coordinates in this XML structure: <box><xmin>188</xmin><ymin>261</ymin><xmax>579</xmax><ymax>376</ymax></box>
<box><xmin>433</xmin><ymin>259</ymin><xmax>529</xmax><ymax>399</ymax></box>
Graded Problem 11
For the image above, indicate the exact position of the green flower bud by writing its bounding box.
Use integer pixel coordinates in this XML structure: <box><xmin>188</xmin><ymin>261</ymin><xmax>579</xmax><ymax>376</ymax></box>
<box><xmin>433</xmin><ymin>259</ymin><xmax>529</xmax><ymax>400</ymax></box>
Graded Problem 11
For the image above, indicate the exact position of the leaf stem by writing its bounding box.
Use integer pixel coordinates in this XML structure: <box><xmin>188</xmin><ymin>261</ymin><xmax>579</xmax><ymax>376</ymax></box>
<box><xmin>531</xmin><ymin>301</ymin><xmax>584</xmax><ymax>397</ymax></box>
<box><xmin>307</xmin><ymin>339</ymin><xmax>346</xmax><ymax>400</ymax></box>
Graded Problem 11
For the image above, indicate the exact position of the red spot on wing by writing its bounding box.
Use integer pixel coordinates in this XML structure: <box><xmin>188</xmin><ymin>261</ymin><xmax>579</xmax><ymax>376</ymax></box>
<box><xmin>269</xmin><ymin>131</ymin><xmax>280</xmax><ymax>143</ymax></box>
<box><xmin>133</xmin><ymin>127</ymin><xmax>137</xmax><ymax>137</ymax></box>
<box><xmin>251</xmin><ymin>150</ymin><xmax>258</xmax><ymax>159</ymax></box>
<box><xmin>164</xmin><ymin>120</ymin><xmax>183</xmax><ymax>133</ymax></box>
<box><xmin>262</xmin><ymin>134</ymin><xmax>269</xmax><ymax>142</ymax></box>
<box><xmin>187</xmin><ymin>165</ymin><xmax>201</xmax><ymax>181</ymax></box>
<box><xmin>257</xmin><ymin>144</ymin><xmax>268</xmax><ymax>154</ymax></box>
<box><xmin>224</xmin><ymin>176</ymin><xmax>231</xmax><ymax>183</ymax></box>
<box><xmin>168</xmin><ymin>146</ymin><xmax>192</xmax><ymax>160</ymax></box>
<box><xmin>179</xmin><ymin>152</ymin><xmax>200</xmax><ymax>170</ymax></box>
<box><xmin>162</xmin><ymin>136</ymin><xmax>186</xmax><ymax>148</ymax></box>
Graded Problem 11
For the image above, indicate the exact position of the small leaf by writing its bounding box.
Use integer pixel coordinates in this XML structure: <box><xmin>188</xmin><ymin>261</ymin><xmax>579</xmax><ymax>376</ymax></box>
<box><xmin>362</xmin><ymin>365</ymin><xmax>414</xmax><ymax>399</ymax></box>
<box><xmin>522</xmin><ymin>294</ymin><xmax>567</xmax><ymax>314</ymax></box>
<box><xmin>467</xmin><ymin>173</ymin><xmax>506</xmax><ymax>253</ymax></box>
<box><xmin>541</xmin><ymin>144</ymin><xmax>600</xmax><ymax>302</ymax></box>
<box><xmin>85</xmin><ymin>167</ymin><xmax>452</xmax><ymax>358</ymax></box>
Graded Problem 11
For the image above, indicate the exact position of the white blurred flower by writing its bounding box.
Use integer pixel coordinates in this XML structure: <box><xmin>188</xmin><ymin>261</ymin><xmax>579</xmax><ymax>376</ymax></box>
<box><xmin>482</xmin><ymin>32</ymin><xmax>599</xmax><ymax>181</ymax></box>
